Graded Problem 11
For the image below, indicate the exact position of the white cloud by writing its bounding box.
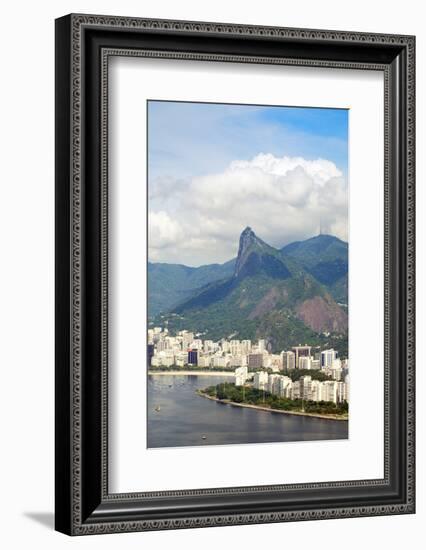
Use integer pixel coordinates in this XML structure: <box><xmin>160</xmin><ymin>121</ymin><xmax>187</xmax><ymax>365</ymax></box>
<box><xmin>148</xmin><ymin>211</ymin><xmax>184</xmax><ymax>256</ymax></box>
<box><xmin>230</xmin><ymin>153</ymin><xmax>342</xmax><ymax>186</ymax></box>
<box><xmin>148</xmin><ymin>153</ymin><xmax>348</xmax><ymax>266</ymax></box>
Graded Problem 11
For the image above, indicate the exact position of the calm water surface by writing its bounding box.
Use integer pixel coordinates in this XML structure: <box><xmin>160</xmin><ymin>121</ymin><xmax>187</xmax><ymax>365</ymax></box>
<box><xmin>147</xmin><ymin>375</ymin><xmax>348</xmax><ymax>448</ymax></box>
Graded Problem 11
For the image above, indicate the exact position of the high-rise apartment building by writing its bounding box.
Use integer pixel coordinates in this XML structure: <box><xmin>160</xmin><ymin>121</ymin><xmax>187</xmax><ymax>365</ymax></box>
<box><xmin>292</xmin><ymin>345</ymin><xmax>312</xmax><ymax>367</ymax></box>
<box><xmin>248</xmin><ymin>353</ymin><xmax>263</xmax><ymax>368</ymax></box>
<box><xmin>282</xmin><ymin>350</ymin><xmax>296</xmax><ymax>370</ymax></box>
<box><xmin>187</xmin><ymin>349</ymin><xmax>198</xmax><ymax>365</ymax></box>
<box><xmin>321</xmin><ymin>349</ymin><xmax>338</xmax><ymax>368</ymax></box>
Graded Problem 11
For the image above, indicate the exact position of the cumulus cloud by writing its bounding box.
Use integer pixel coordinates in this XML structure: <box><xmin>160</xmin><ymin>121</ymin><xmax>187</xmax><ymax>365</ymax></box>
<box><xmin>148</xmin><ymin>153</ymin><xmax>348</xmax><ymax>266</ymax></box>
<box><xmin>229</xmin><ymin>153</ymin><xmax>342</xmax><ymax>186</ymax></box>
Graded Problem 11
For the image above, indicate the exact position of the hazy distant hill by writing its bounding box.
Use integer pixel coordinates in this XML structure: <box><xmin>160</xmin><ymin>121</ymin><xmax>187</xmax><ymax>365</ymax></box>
<box><xmin>151</xmin><ymin>228</ymin><xmax>349</xmax><ymax>355</ymax></box>
<box><xmin>148</xmin><ymin>259</ymin><xmax>235</xmax><ymax>316</ymax></box>
<box><xmin>281</xmin><ymin>234</ymin><xmax>348</xmax><ymax>304</ymax></box>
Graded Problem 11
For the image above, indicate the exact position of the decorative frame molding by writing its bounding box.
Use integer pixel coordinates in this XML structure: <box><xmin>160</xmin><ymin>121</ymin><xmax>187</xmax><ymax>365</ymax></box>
<box><xmin>55</xmin><ymin>14</ymin><xmax>415</xmax><ymax>535</ymax></box>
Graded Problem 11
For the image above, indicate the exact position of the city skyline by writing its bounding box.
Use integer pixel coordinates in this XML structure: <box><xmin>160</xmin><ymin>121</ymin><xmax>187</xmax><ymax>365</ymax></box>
<box><xmin>148</xmin><ymin>326</ymin><xmax>348</xmax><ymax>368</ymax></box>
<box><xmin>148</xmin><ymin>327</ymin><xmax>349</xmax><ymax>410</ymax></box>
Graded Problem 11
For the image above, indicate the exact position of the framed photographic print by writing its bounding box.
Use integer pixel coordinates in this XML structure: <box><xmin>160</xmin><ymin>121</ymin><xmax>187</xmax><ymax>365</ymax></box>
<box><xmin>55</xmin><ymin>14</ymin><xmax>415</xmax><ymax>535</ymax></box>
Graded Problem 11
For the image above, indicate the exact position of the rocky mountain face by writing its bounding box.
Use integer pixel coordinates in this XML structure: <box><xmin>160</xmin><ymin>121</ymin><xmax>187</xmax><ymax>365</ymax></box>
<box><xmin>151</xmin><ymin>228</ymin><xmax>348</xmax><ymax>353</ymax></box>
<box><xmin>234</xmin><ymin>227</ymin><xmax>291</xmax><ymax>280</ymax></box>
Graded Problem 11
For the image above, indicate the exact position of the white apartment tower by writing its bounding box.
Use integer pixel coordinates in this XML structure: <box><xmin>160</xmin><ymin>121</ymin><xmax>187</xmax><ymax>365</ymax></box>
<box><xmin>253</xmin><ymin>371</ymin><xmax>268</xmax><ymax>390</ymax></box>
<box><xmin>234</xmin><ymin>366</ymin><xmax>249</xmax><ymax>386</ymax></box>
<box><xmin>282</xmin><ymin>350</ymin><xmax>296</xmax><ymax>370</ymax></box>
<box><xmin>321</xmin><ymin>349</ymin><xmax>338</xmax><ymax>368</ymax></box>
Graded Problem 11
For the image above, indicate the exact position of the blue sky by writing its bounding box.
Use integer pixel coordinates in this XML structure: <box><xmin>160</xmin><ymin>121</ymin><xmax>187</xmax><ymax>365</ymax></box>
<box><xmin>148</xmin><ymin>101</ymin><xmax>348</xmax><ymax>182</ymax></box>
<box><xmin>147</xmin><ymin>100</ymin><xmax>349</xmax><ymax>266</ymax></box>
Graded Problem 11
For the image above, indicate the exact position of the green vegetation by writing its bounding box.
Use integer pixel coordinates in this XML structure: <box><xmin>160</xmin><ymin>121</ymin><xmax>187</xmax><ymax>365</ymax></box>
<box><xmin>200</xmin><ymin>382</ymin><xmax>348</xmax><ymax>417</ymax></box>
<box><xmin>149</xmin><ymin>231</ymin><xmax>348</xmax><ymax>357</ymax></box>
<box><xmin>155</xmin><ymin>301</ymin><xmax>348</xmax><ymax>359</ymax></box>
<box><xmin>280</xmin><ymin>368</ymin><xmax>332</xmax><ymax>382</ymax></box>
<box><xmin>254</xmin><ymin>308</ymin><xmax>348</xmax><ymax>358</ymax></box>
<box><xmin>282</xmin><ymin>234</ymin><xmax>348</xmax><ymax>291</ymax></box>
<box><xmin>245</xmin><ymin>368</ymin><xmax>332</xmax><ymax>382</ymax></box>
<box><xmin>148</xmin><ymin>259</ymin><xmax>235</xmax><ymax>316</ymax></box>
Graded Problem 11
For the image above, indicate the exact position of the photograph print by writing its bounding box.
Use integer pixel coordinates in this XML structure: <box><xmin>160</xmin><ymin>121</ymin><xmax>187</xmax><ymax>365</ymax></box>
<box><xmin>147</xmin><ymin>100</ymin><xmax>349</xmax><ymax>449</ymax></box>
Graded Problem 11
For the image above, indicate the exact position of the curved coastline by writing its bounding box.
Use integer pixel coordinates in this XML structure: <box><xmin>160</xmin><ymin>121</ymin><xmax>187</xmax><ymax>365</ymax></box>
<box><xmin>197</xmin><ymin>390</ymin><xmax>348</xmax><ymax>421</ymax></box>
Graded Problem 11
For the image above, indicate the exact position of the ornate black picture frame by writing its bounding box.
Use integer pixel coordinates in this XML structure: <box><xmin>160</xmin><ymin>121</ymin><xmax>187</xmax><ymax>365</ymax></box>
<box><xmin>55</xmin><ymin>13</ymin><xmax>415</xmax><ymax>535</ymax></box>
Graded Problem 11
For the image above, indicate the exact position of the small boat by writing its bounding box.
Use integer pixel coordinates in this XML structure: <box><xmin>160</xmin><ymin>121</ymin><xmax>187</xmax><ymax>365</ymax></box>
<box><xmin>154</xmin><ymin>406</ymin><xmax>161</xmax><ymax>412</ymax></box>
<box><xmin>201</xmin><ymin>434</ymin><xmax>207</xmax><ymax>440</ymax></box>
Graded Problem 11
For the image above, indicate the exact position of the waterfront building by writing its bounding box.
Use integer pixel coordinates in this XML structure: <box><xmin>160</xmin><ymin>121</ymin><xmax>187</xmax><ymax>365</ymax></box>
<box><xmin>235</xmin><ymin>366</ymin><xmax>249</xmax><ymax>386</ymax></box>
<box><xmin>175</xmin><ymin>351</ymin><xmax>187</xmax><ymax>363</ymax></box>
<box><xmin>344</xmin><ymin>375</ymin><xmax>350</xmax><ymax>402</ymax></box>
<box><xmin>188</xmin><ymin>349</ymin><xmax>198</xmax><ymax>366</ymax></box>
<box><xmin>150</xmin><ymin>355</ymin><xmax>161</xmax><ymax>367</ymax></box>
<box><xmin>197</xmin><ymin>355</ymin><xmax>211</xmax><ymax>368</ymax></box>
<box><xmin>279</xmin><ymin>376</ymin><xmax>292</xmax><ymax>398</ymax></box>
<box><xmin>320</xmin><ymin>381</ymin><xmax>338</xmax><ymax>403</ymax></box>
<box><xmin>175</xmin><ymin>357</ymin><xmax>185</xmax><ymax>368</ymax></box>
<box><xmin>212</xmin><ymin>355</ymin><xmax>228</xmax><ymax>368</ymax></box>
<box><xmin>164</xmin><ymin>353</ymin><xmax>176</xmax><ymax>367</ymax></box>
<box><xmin>290</xmin><ymin>382</ymin><xmax>301</xmax><ymax>400</ymax></box>
<box><xmin>149</xmin><ymin>331</ymin><xmax>349</xmax><ymax>408</ymax></box>
<box><xmin>268</xmin><ymin>374</ymin><xmax>281</xmax><ymax>395</ymax></box>
<box><xmin>229</xmin><ymin>355</ymin><xmax>247</xmax><ymax>367</ymax></box>
<box><xmin>337</xmin><ymin>381</ymin><xmax>346</xmax><ymax>403</ymax></box>
<box><xmin>253</xmin><ymin>371</ymin><xmax>268</xmax><ymax>390</ymax></box>
<box><xmin>310</xmin><ymin>380</ymin><xmax>321</xmax><ymax>401</ymax></box>
<box><xmin>152</xmin><ymin>352</ymin><xmax>175</xmax><ymax>367</ymax></box>
<box><xmin>147</xmin><ymin>344</ymin><xmax>154</xmax><ymax>366</ymax></box>
<box><xmin>299</xmin><ymin>375</ymin><xmax>313</xmax><ymax>400</ymax></box>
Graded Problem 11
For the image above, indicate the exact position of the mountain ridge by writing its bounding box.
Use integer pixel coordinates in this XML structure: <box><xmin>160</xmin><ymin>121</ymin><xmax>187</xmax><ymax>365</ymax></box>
<box><xmin>148</xmin><ymin>259</ymin><xmax>235</xmax><ymax>316</ymax></box>
<box><xmin>149</xmin><ymin>231</ymin><xmax>348</xmax><ymax>316</ymax></box>
<box><xmin>152</xmin><ymin>228</ymin><xmax>348</xmax><ymax>354</ymax></box>
<box><xmin>281</xmin><ymin>233</ymin><xmax>348</xmax><ymax>302</ymax></box>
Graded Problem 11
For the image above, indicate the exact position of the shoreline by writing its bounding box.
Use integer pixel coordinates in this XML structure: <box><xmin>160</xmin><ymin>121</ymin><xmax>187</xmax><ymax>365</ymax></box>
<box><xmin>148</xmin><ymin>370</ymin><xmax>235</xmax><ymax>377</ymax></box>
<box><xmin>197</xmin><ymin>391</ymin><xmax>348</xmax><ymax>421</ymax></box>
